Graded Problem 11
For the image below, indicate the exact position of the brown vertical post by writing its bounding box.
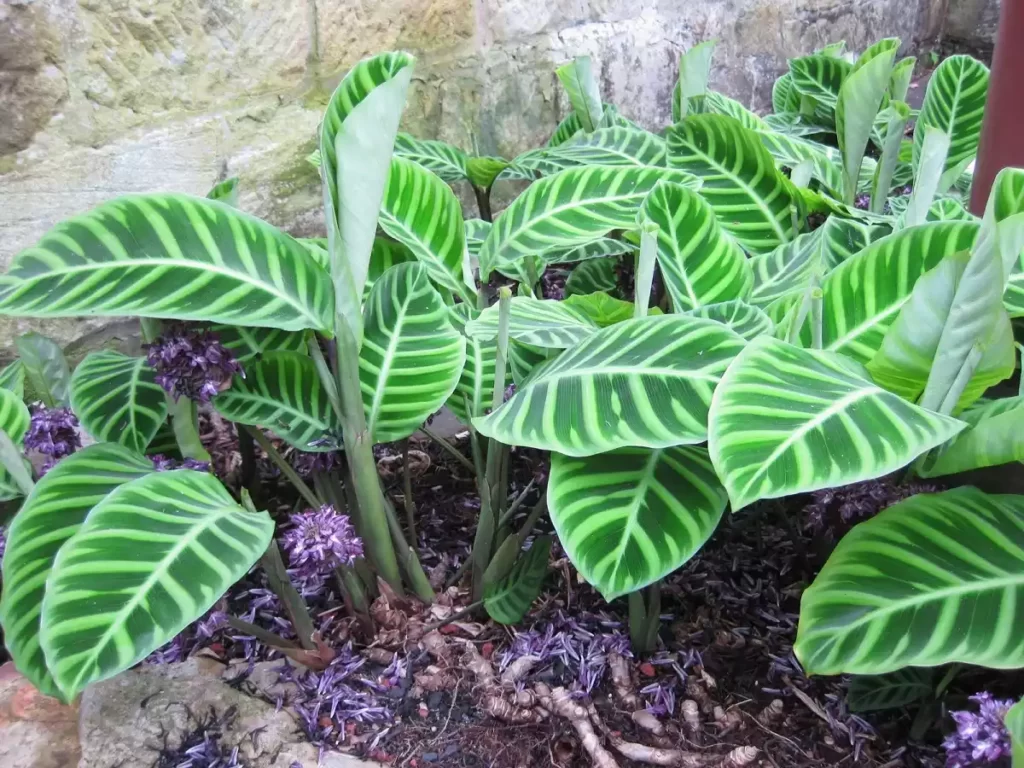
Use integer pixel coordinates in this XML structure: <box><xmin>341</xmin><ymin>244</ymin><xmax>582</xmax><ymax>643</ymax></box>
<box><xmin>970</xmin><ymin>0</ymin><xmax>1024</xmax><ymax>214</ymax></box>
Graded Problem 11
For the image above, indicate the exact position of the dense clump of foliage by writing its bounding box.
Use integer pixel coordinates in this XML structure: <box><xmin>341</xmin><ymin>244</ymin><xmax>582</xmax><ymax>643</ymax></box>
<box><xmin>0</xmin><ymin>36</ymin><xmax>1021</xmax><ymax>755</ymax></box>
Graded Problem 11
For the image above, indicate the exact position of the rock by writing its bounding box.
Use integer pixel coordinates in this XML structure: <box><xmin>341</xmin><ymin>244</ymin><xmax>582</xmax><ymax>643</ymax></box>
<box><xmin>945</xmin><ymin>0</ymin><xmax>1000</xmax><ymax>48</ymax></box>
<box><xmin>0</xmin><ymin>662</ymin><xmax>81</xmax><ymax>768</ymax></box>
<box><xmin>78</xmin><ymin>658</ymin><xmax>371</xmax><ymax>768</ymax></box>
<box><xmin>1</xmin><ymin>0</ymin><xmax>946</xmax><ymax>358</ymax></box>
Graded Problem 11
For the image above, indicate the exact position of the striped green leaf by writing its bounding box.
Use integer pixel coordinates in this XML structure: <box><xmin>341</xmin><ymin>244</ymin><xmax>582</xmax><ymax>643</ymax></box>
<box><xmin>757</xmin><ymin>130</ymin><xmax>844</xmax><ymax>197</ymax></box>
<box><xmin>667</xmin><ymin>115</ymin><xmax>800</xmax><ymax>254</ymax></box>
<box><xmin>145</xmin><ymin>419</ymin><xmax>181</xmax><ymax>459</ymax></box>
<box><xmin>39</xmin><ymin>469</ymin><xmax>274</xmax><ymax>699</ymax></box>
<box><xmin>640</xmin><ymin>180</ymin><xmax>753</xmax><ymax>311</ymax></box>
<box><xmin>366</xmin><ymin>237</ymin><xmax>416</xmax><ymax>298</ymax></box>
<box><xmin>673</xmin><ymin>41</ymin><xmax>716</xmax><ymax>122</ymax></box>
<box><xmin>379</xmin><ymin>156</ymin><xmax>473</xmax><ymax>302</ymax></box>
<box><xmin>548</xmin><ymin>112</ymin><xmax>584</xmax><ymax>147</ymax></box>
<box><xmin>208</xmin><ymin>324</ymin><xmax>306</xmax><ymax>364</ymax></box>
<box><xmin>536</xmin><ymin>128</ymin><xmax>666</xmax><ymax>171</ymax></box>
<box><xmin>0</xmin><ymin>387</ymin><xmax>31</xmax><ymax>501</ymax></box>
<box><xmin>926</xmin><ymin>197</ymin><xmax>976</xmax><ymax>223</ymax></box>
<box><xmin>913</xmin><ymin>55</ymin><xmax>989</xmax><ymax>189</ymax></box>
<box><xmin>479</xmin><ymin>165</ymin><xmax>699</xmax><ymax>275</ymax></box>
<box><xmin>483</xmin><ymin>536</ymin><xmax>552</xmax><ymax>624</ymax></box>
<box><xmin>466</xmin><ymin>157</ymin><xmax>510</xmax><ymax>189</ymax></box>
<box><xmin>749</xmin><ymin>229</ymin><xmax>824</xmax><ymax>308</ymax></box>
<box><xmin>819</xmin><ymin>216</ymin><xmax>891</xmax><ymax>270</ymax></box>
<box><xmin>70</xmin><ymin>351</ymin><xmax>168</xmax><ymax>454</ymax></box>
<box><xmin>564</xmin><ymin>257</ymin><xmax>620</xmax><ymax>298</ymax></box>
<box><xmin>684</xmin><ymin>300</ymin><xmax>774</xmax><ymax>340</ymax></box>
<box><xmin>16</xmin><ymin>332</ymin><xmax>71</xmax><ymax>408</ymax></box>
<box><xmin>562</xmin><ymin>292</ymin><xmax>651</xmax><ymax>328</ymax></box>
<box><xmin>393</xmin><ymin>132</ymin><xmax>468</xmax><ymax>182</ymax></box>
<box><xmin>763</xmin><ymin>111</ymin><xmax>825</xmax><ymax>138</ymax></box>
<box><xmin>214</xmin><ymin>350</ymin><xmax>342</xmax><ymax>451</ymax></box>
<box><xmin>889</xmin><ymin>56</ymin><xmax>916</xmax><ymax>102</ymax></box>
<box><xmin>0</xmin><ymin>360</ymin><xmax>25</xmax><ymax>399</ymax></box>
<box><xmin>703</xmin><ymin>91</ymin><xmax>768</xmax><ymax>131</ymax></box>
<box><xmin>207</xmin><ymin>177</ymin><xmax>239</xmax><ymax>207</ymax></box>
<box><xmin>847</xmin><ymin>669</ymin><xmax>933</xmax><ymax>712</ymax></box>
<box><xmin>708</xmin><ymin>336</ymin><xmax>965</xmax><ymax>510</ymax></box>
<box><xmin>816</xmin><ymin>40</ymin><xmax>847</xmax><ymax>57</ymax></box>
<box><xmin>319</xmin><ymin>51</ymin><xmax>413</xmax><ymax>340</ymax></box>
<box><xmin>796</xmin><ymin>486</ymin><xmax>1024</xmax><ymax>675</ymax></box>
<box><xmin>465</xmin><ymin>219</ymin><xmax>492</xmax><ymax>259</ymax></box>
<box><xmin>772</xmin><ymin>73</ymin><xmax>802</xmax><ymax>113</ymax></box>
<box><xmin>836</xmin><ymin>40</ymin><xmax>898</xmax><ymax>202</ymax></box>
<box><xmin>360</xmin><ymin>263</ymin><xmax>465</xmax><ymax>443</ymax></box>
<box><xmin>556</xmin><ymin>56</ymin><xmax>603</xmax><ymax>133</ymax></box>
<box><xmin>0</xmin><ymin>196</ymin><xmax>334</xmax><ymax>333</ymax></box>
<box><xmin>539</xmin><ymin>237</ymin><xmax>632</xmax><ymax>266</ymax></box>
<box><xmin>446</xmin><ymin>305</ymin><xmax>506</xmax><ymax>423</ymax></box>
<box><xmin>549</xmin><ymin>445</ymin><xmax>726</xmax><ymax>600</ymax></box>
<box><xmin>475</xmin><ymin>315</ymin><xmax>746</xmax><ymax>456</ymax></box>
<box><xmin>508</xmin><ymin>340</ymin><xmax>559</xmax><ymax>387</ymax></box>
<box><xmin>815</xmin><ymin>222</ymin><xmax>980</xmax><ymax>362</ymax></box>
<box><xmin>920</xmin><ymin>396</ymin><xmax>1024</xmax><ymax>478</ymax></box>
<box><xmin>0</xmin><ymin>444</ymin><xmax>153</xmax><ymax>700</ymax></box>
<box><xmin>789</xmin><ymin>55</ymin><xmax>852</xmax><ymax>112</ymax></box>
<box><xmin>1007</xmin><ymin>699</ymin><xmax>1024</xmax><ymax>765</ymax></box>
<box><xmin>466</xmin><ymin>296</ymin><xmax>597</xmax><ymax>348</ymax></box>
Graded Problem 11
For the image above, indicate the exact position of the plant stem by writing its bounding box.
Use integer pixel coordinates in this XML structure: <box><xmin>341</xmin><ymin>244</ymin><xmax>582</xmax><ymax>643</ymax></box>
<box><xmin>169</xmin><ymin>396</ymin><xmax>211</xmax><ymax>462</ymax></box>
<box><xmin>496</xmin><ymin>478</ymin><xmax>537</xmax><ymax>530</ymax></box>
<box><xmin>871</xmin><ymin>107</ymin><xmax>909</xmax><ymax>213</ymax></box>
<box><xmin>225</xmin><ymin>616</ymin><xmax>298</xmax><ymax>649</ymax></box>
<box><xmin>628</xmin><ymin>582</ymin><xmax>662</xmax><ymax>652</ymax></box>
<box><xmin>420</xmin><ymin>425</ymin><xmax>476</xmax><ymax>473</ymax></box>
<box><xmin>810</xmin><ymin>284</ymin><xmax>824</xmax><ymax>350</ymax></box>
<box><xmin>420</xmin><ymin>600</ymin><xmax>485</xmax><ymax>633</ymax></box>
<box><xmin>524</xmin><ymin>258</ymin><xmax>540</xmax><ymax>297</ymax></box>
<box><xmin>260</xmin><ymin>540</ymin><xmax>317</xmax><ymax>650</ymax></box>
<box><xmin>333</xmin><ymin>321</ymin><xmax>404</xmax><ymax>593</ymax></box>
<box><xmin>308</xmin><ymin>333</ymin><xmax>344</xmax><ymax>423</ymax></box>
<box><xmin>473</xmin><ymin>184</ymin><xmax>493</xmax><ymax>223</ymax></box>
<box><xmin>236</xmin><ymin>423</ymin><xmax>260</xmax><ymax>502</ymax></box>
<box><xmin>634</xmin><ymin>223</ymin><xmax>659</xmax><ymax>318</ymax></box>
<box><xmin>381</xmin><ymin>492</ymin><xmax>435</xmax><ymax>602</ymax></box>
<box><xmin>243</xmin><ymin>425</ymin><xmax>321</xmax><ymax>509</ymax></box>
<box><xmin>401</xmin><ymin>440</ymin><xmax>417</xmax><ymax>544</ymax></box>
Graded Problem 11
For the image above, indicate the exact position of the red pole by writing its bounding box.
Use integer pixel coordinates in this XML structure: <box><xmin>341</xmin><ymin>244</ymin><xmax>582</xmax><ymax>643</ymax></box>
<box><xmin>969</xmin><ymin>0</ymin><xmax>1024</xmax><ymax>214</ymax></box>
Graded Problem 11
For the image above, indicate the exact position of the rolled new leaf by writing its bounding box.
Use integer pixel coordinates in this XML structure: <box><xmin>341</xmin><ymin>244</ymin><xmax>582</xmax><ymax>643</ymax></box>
<box><xmin>548</xmin><ymin>446</ymin><xmax>726</xmax><ymax>600</ymax></box>
<box><xmin>70</xmin><ymin>351</ymin><xmax>168</xmax><ymax>454</ymax></box>
<box><xmin>0</xmin><ymin>196</ymin><xmax>334</xmax><ymax>333</ymax></box>
<box><xmin>39</xmin><ymin>469</ymin><xmax>274</xmax><ymax>699</ymax></box>
<box><xmin>556</xmin><ymin>56</ymin><xmax>603</xmax><ymax>133</ymax></box>
<box><xmin>708</xmin><ymin>336</ymin><xmax>965</xmax><ymax>511</ymax></box>
<box><xmin>359</xmin><ymin>263</ymin><xmax>465</xmax><ymax>443</ymax></box>
<box><xmin>320</xmin><ymin>51</ymin><xmax>415</xmax><ymax>343</ymax></box>
<box><xmin>672</xmin><ymin>40</ymin><xmax>716</xmax><ymax>122</ymax></box>
<box><xmin>475</xmin><ymin>315</ymin><xmax>746</xmax><ymax>457</ymax></box>
<box><xmin>0</xmin><ymin>444</ymin><xmax>153</xmax><ymax>700</ymax></box>
<box><xmin>796</xmin><ymin>486</ymin><xmax>1024</xmax><ymax>675</ymax></box>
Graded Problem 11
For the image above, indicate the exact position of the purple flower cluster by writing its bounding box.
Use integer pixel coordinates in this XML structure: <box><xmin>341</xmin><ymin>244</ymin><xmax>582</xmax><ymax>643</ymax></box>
<box><xmin>498</xmin><ymin>611</ymin><xmax>631</xmax><ymax>693</ymax></box>
<box><xmin>291</xmin><ymin>450</ymin><xmax>343</xmax><ymax>478</ymax></box>
<box><xmin>145</xmin><ymin>325</ymin><xmax>242</xmax><ymax>403</ymax></box>
<box><xmin>280</xmin><ymin>506</ymin><xmax>363</xmax><ymax>592</ymax></box>
<box><xmin>944</xmin><ymin>692</ymin><xmax>1014</xmax><ymax>767</ymax></box>
<box><xmin>24</xmin><ymin>405</ymin><xmax>80</xmax><ymax>473</ymax></box>
<box><xmin>151</xmin><ymin>455</ymin><xmax>212</xmax><ymax>472</ymax></box>
<box><xmin>276</xmin><ymin>645</ymin><xmax>400</xmax><ymax>752</ymax></box>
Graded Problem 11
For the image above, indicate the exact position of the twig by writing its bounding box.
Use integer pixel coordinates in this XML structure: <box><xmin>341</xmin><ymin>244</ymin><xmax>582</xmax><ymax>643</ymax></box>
<box><xmin>225</xmin><ymin>616</ymin><xmax>298</xmax><ymax>649</ymax></box>
<box><xmin>243</xmin><ymin>425</ymin><xmax>321</xmax><ymax>509</ymax></box>
<box><xmin>401</xmin><ymin>439</ymin><xmax>417</xmax><ymax>544</ymax></box>
<box><xmin>496</xmin><ymin>477</ymin><xmax>537</xmax><ymax>530</ymax></box>
<box><xmin>420</xmin><ymin>425</ymin><xmax>476</xmax><ymax>473</ymax></box>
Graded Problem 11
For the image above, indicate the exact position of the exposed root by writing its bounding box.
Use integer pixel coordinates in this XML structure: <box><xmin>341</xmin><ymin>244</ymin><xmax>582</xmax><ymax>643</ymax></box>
<box><xmin>483</xmin><ymin>692</ymin><xmax>544</xmax><ymax>723</ymax></box>
<box><xmin>608</xmin><ymin>652</ymin><xmax>638</xmax><ymax>709</ymax></box>
<box><xmin>363</xmin><ymin>647</ymin><xmax>396</xmax><ymax>665</ymax></box>
<box><xmin>588</xmin><ymin>699</ymin><xmax>705</xmax><ymax>767</ymax></box>
<box><xmin>756</xmin><ymin>698</ymin><xmax>784</xmax><ymax>727</ymax></box>
<box><xmin>715</xmin><ymin>746</ymin><xmax>758</xmax><ymax>767</ymax></box>
<box><xmin>685</xmin><ymin>678</ymin><xmax>715</xmax><ymax>715</ymax></box>
<box><xmin>681</xmin><ymin>699</ymin><xmax>702</xmax><ymax>745</ymax></box>
<box><xmin>461</xmin><ymin>640</ymin><xmax>496</xmax><ymax>688</ymax></box>
<box><xmin>501</xmin><ymin>654</ymin><xmax>539</xmax><ymax>685</ymax></box>
<box><xmin>631</xmin><ymin>709</ymin><xmax>666</xmax><ymax>736</ymax></box>
<box><xmin>535</xmin><ymin>683</ymin><xmax>620</xmax><ymax>768</ymax></box>
<box><xmin>713</xmin><ymin>705</ymin><xmax>743</xmax><ymax>735</ymax></box>
<box><xmin>420</xmin><ymin>630</ymin><xmax>451</xmax><ymax>662</ymax></box>
<box><xmin>413</xmin><ymin>667</ymin><xmax>458</xmax><ymax>692</ymax></box>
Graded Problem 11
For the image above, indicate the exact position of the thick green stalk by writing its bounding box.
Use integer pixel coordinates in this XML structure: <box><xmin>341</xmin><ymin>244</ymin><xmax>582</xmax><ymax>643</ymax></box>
<box><xmin>261</xmin><ymin>540</ymin><xmax>318</xmax><ymax>650</ymax></box>
<box><xmin>333</xmin><ymin>321</ymin><xmax>404</xmax><ymax>593</ymax></box>
<box><xmin>381</xmin><ymin>492</ymin><xmax>435</xmax><ymax>602</ymax></box>
<box><xmin>169</xmin><ymin>396</ymin><xmax>211</xmax><ymax>462</ymax></box>
<box><xmin>628</xmin><ymin>582</ymin><xmax>662</xmax><ymax>652</ymax></box>
<box><xmin>871</xmin><ymin>104</ymin><xmax>910</xmax><ymax>213</ymax></box>
<box><xmin>634</xmin><ymin>222</ymin><xmax>659</xmax><ymax>318</ymax></box>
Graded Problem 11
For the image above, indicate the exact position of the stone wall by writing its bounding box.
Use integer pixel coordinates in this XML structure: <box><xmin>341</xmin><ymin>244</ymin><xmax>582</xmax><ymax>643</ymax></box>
<box><xmin>944</xmin><ymin>0</ymin><xmax>1000</xmax><ymax>48</ymax></box>
<box><xmin>0</xmin><ymin>0</ymin><xmax>944</xmax><ymax>355</ymax></box>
